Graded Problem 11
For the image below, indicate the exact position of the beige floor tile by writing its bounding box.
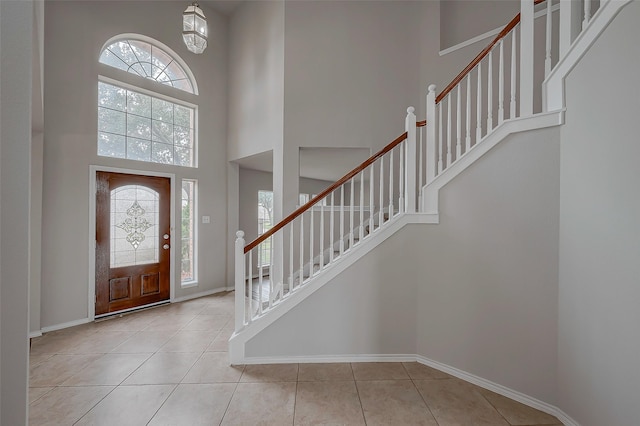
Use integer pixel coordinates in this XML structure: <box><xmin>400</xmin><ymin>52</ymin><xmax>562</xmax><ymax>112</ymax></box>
<box><xmin>93</xmin><ymin>311</ymin><xmax>158</xmax><ymax>332</ymax></box>
<box><xmin>158</xmin><ymin>330</ymin><xmax>218</xmax><ymax>352</ymax></box>
<box><xmin>402</xmin><ymin>362</ymin><xmax>452</xmax><ymax>380</ymax></box>
<box><xmin>200</xmin><ymin>303</ymin><xmax>235</xmax><ymax>316</ymax></box>
<box><xmin>298</xmin><ymin>363</ymin><xmax>354</xmax><ymax>381</ymax></box>
<box><xmin>61</xmin><ymin>330</ymin><xmax>136</xmax><ymax>354</ymax></box>
<box><xmin>479</xmin><ymin>388</ymin><xmax>561</xmax><ymax>425</ymax></box>
<box><xmin>29</xmin><ymin>354</ymin><xmax>103</xmax><ymax>387</ymax></box>
<box><xmin>28</xmin><ymin>385</ymin><xmax>113</xmax><ymax>426</ymax></box>
<box><xmin>75</xmin><ymin>385</ymin><xmax>175</xmax><ymax>426</ymax></box>
<box><xmin>62</xmin><ymin>353</ymin><xmax>151</xmax><ymax>386</ymax></box>
<box><xmin>160</xmin><ymin>301</ymin><xmax>208</xmax><ymax>315</ymax></box>
<box><xmin>29</xmin><ymin>353</ymin><xmax>54</xmax><ymax>367</ymax></box>
<box><xmin>206</xmin><ymin>328</ymin><xmax>232</xmax><ymax>352</ymax></box>
<box><xmin>414</xmin><ymin>378</ymin><xmax>510</xmax><ymax>426</ymax></box>
<box><xmin>294</xmin><ymin>380</ymin><xmax>365</xmax><ymax>425</ymax></box>
<box><xmin>182</xmin><ymin>352</ymin><xmax>245</xmax><ymax>383</ymax></box>
<box><xmin>110</xmin><ymin>330</ymin><xmax>177</xmax><ymax>353</ymax></box>
<box><xmin>221</xmin><ymin>382</ymin><xmax>296</xmax><ymax>425</ymax></box>
<box><xmin>240</xmin><ymin>363</ymin><xmax>299</xmax><ymax>382</ymax></box>
<box><xmin>183</xmin><ymin>314</ymin><xmax>230</xmax><ymax>331</ymax></box>
<box><xmin>123</xmin><ymin>352</ymin><xmax>201</xmax><ymax>385</ymax></box>
<box><xmin>351</xmin><ymin>362</ymin><xmax>410</xmax><ymax>380</ymax></box>
<box><xmin>357</xmin><ymin>380</ymin><xmax>438</xmax><ymax>425</ymax></box>
<box><xmin>148</xmin><ymin>383</ymin><xmax>236</xmax><ymax>426</ymax></box>
<box><xmin>29</xmin><ymin>332</ymin><xmax>87</xmax><ymax>355</ymax></box>
<box><xmin>144</xmin><ymin>313</ymin><xmax>199</xmax><ymax>331</ymax></box>
<box><xmin>28</xmin><ymin>387</ymin><xmax>53</xmax><ymax>404</ymax></box>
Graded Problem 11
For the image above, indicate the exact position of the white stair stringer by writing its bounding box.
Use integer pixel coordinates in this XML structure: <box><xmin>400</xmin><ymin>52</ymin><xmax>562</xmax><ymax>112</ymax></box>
<box><xmin>229</xmin><ymin>212</ymin><xmax>438</xmax><ymax>364</ymax></box>
<box><xmin>422</xmin><ymin>111</ymin><xmax>564</xmax><ymax>215</ymax></box>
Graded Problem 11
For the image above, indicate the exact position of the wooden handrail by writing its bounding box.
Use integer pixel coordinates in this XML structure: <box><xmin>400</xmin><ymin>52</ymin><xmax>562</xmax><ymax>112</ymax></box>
<box><xmin>417</xmin><ymin>120</ymin><xmax>426</xmax><ymax>127</ymax></box>
<box><xmin>436</xmin><ymin>0</ymin><xmax>546</xmax><ymax>104</ymax></box>
<box><xmin>245</xmin><ymin>131</ymin><xmax>409</xmax><ymax>253</ymax></box>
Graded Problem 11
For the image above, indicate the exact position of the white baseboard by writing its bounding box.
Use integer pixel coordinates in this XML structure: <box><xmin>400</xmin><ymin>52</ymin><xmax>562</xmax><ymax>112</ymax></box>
<box><xmin>41</xmin><ymin>317</ymin><xmax>91</xmax><ymax>333</ymax></box>
<box><xmin>172</xmin><ymin>286</ymin><xmax>233</xmax><ymax>303</ymax></box>
<box><xmin>236</xmin><ymin>351</ymin><xmax>579</xmax><ymax>426</ymax></box>
<box><xmin>29</xmin><ymin>331</ymin><xmax>42</xmax><ymax>338</ymax></box>
<box><xmin>241</xmin><ymin>353</ymin><xmax>416</xmax><ymax>365</ymax></box>
<box><xmin>415</xmin><ymin>355</ymin><xmax>579</xmax><ymax>426</ymax></box>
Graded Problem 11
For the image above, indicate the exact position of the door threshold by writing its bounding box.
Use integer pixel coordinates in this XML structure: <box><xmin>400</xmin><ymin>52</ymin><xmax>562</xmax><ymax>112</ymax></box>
<box><xmin>94</xmin><ymin>300</ymin><xmax>170</xmax><ymax>321</ymax></box>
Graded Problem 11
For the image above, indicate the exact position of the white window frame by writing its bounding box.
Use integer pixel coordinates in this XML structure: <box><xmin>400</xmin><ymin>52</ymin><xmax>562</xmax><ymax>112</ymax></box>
<box><xmin>181</xmin><ymin>179</ymin><xmax>198</xmax><ymax>287</ymax></box>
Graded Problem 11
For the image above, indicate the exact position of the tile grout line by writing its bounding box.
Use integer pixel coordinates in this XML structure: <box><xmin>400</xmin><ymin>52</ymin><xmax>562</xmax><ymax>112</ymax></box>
<box><xmin>350</xmin><ymin>363</ymin><xmax>368</xmax><ymax>425</ymax></box>
<box><xmin>402</xmin><ymin>362</ymin><xmax>444</xmax><ymax>426</ymax></box>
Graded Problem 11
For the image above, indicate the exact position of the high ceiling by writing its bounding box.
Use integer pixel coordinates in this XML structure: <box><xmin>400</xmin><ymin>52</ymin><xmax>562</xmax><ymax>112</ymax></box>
<box><xmin>201</xmin><ymin>0</ymin><xmax>243</xmax><ymax>16</ymax></box>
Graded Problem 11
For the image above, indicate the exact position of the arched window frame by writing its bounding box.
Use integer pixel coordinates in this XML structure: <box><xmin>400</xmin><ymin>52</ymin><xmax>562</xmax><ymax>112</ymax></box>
<box><xmin>99</xmin><ymin>33</ymin><xmax>199</xmax><ymax>95</ymax></box>
<box><xmin>97</xmin><ymin>34</ymin><xmax>199</xmax><ymax>168</ymax></box>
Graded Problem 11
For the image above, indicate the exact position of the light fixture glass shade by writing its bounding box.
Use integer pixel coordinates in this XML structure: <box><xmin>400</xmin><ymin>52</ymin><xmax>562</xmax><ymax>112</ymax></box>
<box><xmin>183</xmin><ymin>2</ymin><xmax>207</xmax><ymax>54</ymax></box>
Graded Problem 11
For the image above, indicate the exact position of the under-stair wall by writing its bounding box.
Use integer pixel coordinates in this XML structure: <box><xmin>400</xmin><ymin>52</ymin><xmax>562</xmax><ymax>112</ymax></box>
<box><xmin>241</xmin><ymin>126</ymin><xmax>561</xmax><ymax>407</ymax></box>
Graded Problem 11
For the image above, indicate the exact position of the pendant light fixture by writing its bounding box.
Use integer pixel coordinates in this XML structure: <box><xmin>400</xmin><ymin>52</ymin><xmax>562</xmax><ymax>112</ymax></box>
<box><xmin>182</xmin><ymin>2</ymin><xmax>207</xmax><ymax>54</ymax></box>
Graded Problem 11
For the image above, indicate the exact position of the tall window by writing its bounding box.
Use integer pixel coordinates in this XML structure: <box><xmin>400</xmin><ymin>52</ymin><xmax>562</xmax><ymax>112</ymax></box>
<box><xmin>98</xmin><ymin>35</ymin><xmax>197</xmax><ymax>167</ymax></box>
<box><xmin>257</xmin><ymin>190</ymin><xmax>273</xmax><ymax>267</ymax></box>
<box><xmin>181</xmin><ymin>180</ymin><xmax>197</xmax><ymax>284</ymax></box>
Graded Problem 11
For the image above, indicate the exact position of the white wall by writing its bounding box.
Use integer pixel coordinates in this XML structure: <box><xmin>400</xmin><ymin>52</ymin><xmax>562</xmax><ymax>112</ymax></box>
<box><xmin>558</xmin><ymin>2</ymin><xmax>640</xmax><ymax>424</ymax></box>
<box><xmin>227</xmin><ymin>0</ymin><xmax>284</xmax><ymax>161</ymax></box>
<box><xmin>1</xmin><ymin>0</ymin><xmax>33</xmax><ymax>423</ymax></box>
<box><xmin>42</xmin><ymin>0</ymin><xmax>228</xmax><ymax>328</ymax></box>
<box><xmin>245</xmin><ymin>225</ymin><xmax>420</xmax><ymax>358</ymax></box>
<box><xmin>417</xmin><ymin>127</ymin><xmax>560</xmax><ymax>403</ymax></box>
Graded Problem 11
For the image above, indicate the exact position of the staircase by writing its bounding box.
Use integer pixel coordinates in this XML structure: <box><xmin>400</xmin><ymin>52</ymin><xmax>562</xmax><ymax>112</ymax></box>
<box><xmin>230</xmin><ymin>0</ymin><xmax>632</xmax><ymax>365</ymax></box>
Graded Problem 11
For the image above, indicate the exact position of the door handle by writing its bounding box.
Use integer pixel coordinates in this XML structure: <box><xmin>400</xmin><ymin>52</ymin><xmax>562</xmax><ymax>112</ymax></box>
<box><xmin>163</xmin><ymin>234</ymin><xmax>170</xmax><ymax>240</ymax></box>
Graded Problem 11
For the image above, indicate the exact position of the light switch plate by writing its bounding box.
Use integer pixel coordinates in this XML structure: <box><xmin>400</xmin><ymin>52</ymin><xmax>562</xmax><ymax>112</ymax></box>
<box><xmin>202</xmin><ymin>215</ymin><xmax>210</xmax><ymax>224</ymax></box>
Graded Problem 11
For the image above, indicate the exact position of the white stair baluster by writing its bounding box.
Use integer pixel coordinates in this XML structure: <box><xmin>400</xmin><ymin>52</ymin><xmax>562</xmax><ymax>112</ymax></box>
<box><xmin>438</xmin><ymin>102</ymin><xmax>444</xmax><ymax>173</ymax></box>
<box><xmin>399</xmin><ymin>142</ymin><xmax>404</xmax><ymax>213</ymax></box>
<box><xmin>369</xmin><ymin>166</ymin><xmax>374</xmax><ymax>235</ymax></box>
<box><xmin>330</xmin><ymin>192</ymin><xmax>334</xmax><ymax>263</ymax></box>
<box><xmin>389</xmin><ymin>147</ymin><xmax>394</xmax><ymax>217</ymax></box>
<box><xmin>379</xmin><ymin>157</ymin><xmax>385</xmax><ymax>226</ymax></box>
<box><xmin>340</xmin><ymin>185</ymin><xmax>345</xmax><ymax>255</ymax></box>
<box><xmin>418</xmin><ymin>127</ymin><xmax>424</xmax><ymax>198</ymax></box>
<box><xmin>349</xmin><ymin>178</ymin><xmax>355</xmax><ymax>249</ymax></box>
<box><xmin>456</xmin><ymin>86</ymin><xmax>462</xmax><ymax>159</ymax></box>
<box><xmin>269</xmin><ymin>237</ymin><xmax>274</xmax><ymax>306</ymax></box>
<box><xmin>258</xmin><ymin>246</ymin><xmax>264</xmax><ymax>312</ymax></box>
<box><xmin>511</xmin><ymin>29</ymin><xmax>517</xmax><ymax>119</ymax></box>
<box><xmin>289</xmin><ymin>223</ymin><xmax>293</xmax><ymax>291</ymax></box>
<box><xmin>476</xmin><ymin>63</ymin><xmax>482</xmax><ymax>143</ymax></box>
<box><xmin>446</xmin><ymin>96</ymin><xmax>452</xmax><ymax>167</ymax></box>
<box><xmin>498</xmin><ymin>39</ymin><xmax>505</xmax><ymax>124</ymax></box>
<box><xmin>545</xmin><ymin>0</ymin><xmax>553</xmax><ymax>77</ymax></box>
<box><xmin>248</xmin><ymin>249</ymin><xmax>253</xmax><ymax>317</ymax></box>
<box><xmin>319</xmin><ymin>201</ymin><xmax>324</xmax><ymax>270</ymax></box>
<box><xmin>583</xmin><ymin>0</ymin><xmax>591</xmax><ymax>30</ymax></box>
<box><xmin>299</xmin><ymin>213</ymin><xmax>304</xmax><ymax>285</ymax></box>
<box><xmin>487</xmin><ymin>51</ymin><xmax>493</xmax><ymax>131</ymax></box>
<box><xmin>309</xmin><ymin>206</ymin><xmax>314</xmax><ymax>277</ymax></box>
<box><xmin>359</xmin><ymin>171</ymin><xmax>364</xmax><ymax>241</ymax></box>
<box><xmin>465</xmin><ymin>74</ymin><xmax>471</xmax><ymax>152</ymax></box>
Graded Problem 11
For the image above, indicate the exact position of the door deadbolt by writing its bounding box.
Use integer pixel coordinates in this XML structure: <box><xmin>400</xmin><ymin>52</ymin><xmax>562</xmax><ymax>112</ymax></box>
<box><xmin>163</xmin><ymin>244</ymin><xmax>170</xmax><ymax>250</ymax></box>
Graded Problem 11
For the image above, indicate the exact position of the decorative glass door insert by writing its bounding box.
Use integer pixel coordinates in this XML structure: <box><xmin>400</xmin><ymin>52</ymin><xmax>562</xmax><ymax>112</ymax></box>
<box><xmin>110</xmin><ymin>185</ymin><xmax>160</xmax><ymax>268</ymax></box>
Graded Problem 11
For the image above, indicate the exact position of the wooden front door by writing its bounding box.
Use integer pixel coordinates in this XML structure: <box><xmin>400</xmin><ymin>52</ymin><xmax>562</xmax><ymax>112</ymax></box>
<box><xmin>95</xmin><ymin>172</ymin><xmax>171</xmax><ymax>316</ymax></box>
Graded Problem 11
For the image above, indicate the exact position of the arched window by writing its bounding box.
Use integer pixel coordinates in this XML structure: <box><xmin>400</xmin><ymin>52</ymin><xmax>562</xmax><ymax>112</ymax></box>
<box><xmin>97</xmin><ymin>35</ymin><xmax>198</xmax><ymax>168</ymax></box>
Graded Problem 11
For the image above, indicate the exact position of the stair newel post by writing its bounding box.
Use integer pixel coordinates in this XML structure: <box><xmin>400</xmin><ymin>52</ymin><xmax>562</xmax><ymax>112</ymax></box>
<box><xmin>405</xmin><ymin>106</ymin><xmax>417</xmax><ymax>213</ymax></box>
<box><xmin>426</xmin><ymin>84</ymin><xmax>437</xmax><ymax>189</ymax></box>
<box><xmin>234</xmin><ymin>230</ymin><xmax>246</xmax><ymax>332</ymax></box>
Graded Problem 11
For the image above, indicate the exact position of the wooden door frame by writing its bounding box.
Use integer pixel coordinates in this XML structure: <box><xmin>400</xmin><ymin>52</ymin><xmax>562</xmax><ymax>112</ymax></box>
<box><xmin>88</xmin><ymin>165</ymin><xmax>176</xmax><ymax>320</ymax></box>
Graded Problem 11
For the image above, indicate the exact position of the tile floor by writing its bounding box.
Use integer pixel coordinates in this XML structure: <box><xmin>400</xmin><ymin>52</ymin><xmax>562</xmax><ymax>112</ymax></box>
<box><xmin>29</xmin><ymin>291</ymin><xmax>563</xmax><ymax>425</ymax></box>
